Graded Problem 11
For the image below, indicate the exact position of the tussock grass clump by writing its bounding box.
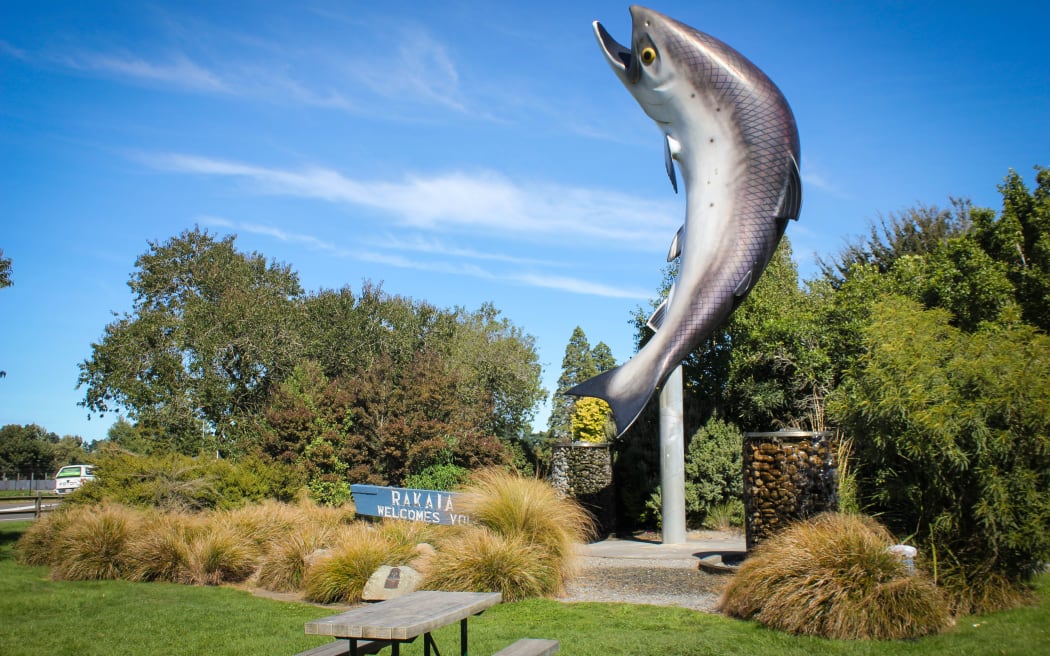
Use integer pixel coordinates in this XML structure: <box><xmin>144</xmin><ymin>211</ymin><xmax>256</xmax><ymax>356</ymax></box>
<box><xmin>124</xmin><ymin>512</ymin><xmax>202</xmax><ymax>583</ymax></box>
<box><xmin>15</xmin><ymin>509</ymin><xmax>74</xmax><ymax>566</ymax></box>
<box><xmin>425</xmin><ymin>526</ymin><xmax>560</xmax><ymax>601</ymax></box>
<box><xmin>376</xmin><ymin>519</ymin><xmax>433</xmax><ymax>561</ymax></box>
<box><xmin>302</xmin><ymin>524</ymin><xmax>394</xmax><ymax>604</ymax></box>
<box><xmin>256</xmin><ymin>525</ymin><xmax>330</xmax><ymax>593</ymax></box>
<box><xmin>457</xmin><ymin>469</ymin><xmax>594</xmax><ymax>583</ymax></box>
<box><xmin>185</xmin><ymin>524</ymin><xmax>258</xmax><ymax>585</ymax></box>
<box><xmin>50</xmin><ymin>504</ymin><xmax>140</xmax><ymax>581</ymax></box>
<box><xmin>720</xmin><ymin>513</ymin><xmax>952</xmax><ymax>640</ymax></box>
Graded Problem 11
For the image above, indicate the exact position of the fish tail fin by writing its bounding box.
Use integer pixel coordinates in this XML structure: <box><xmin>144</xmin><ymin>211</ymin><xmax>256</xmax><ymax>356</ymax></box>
<box><xmin>565</xmin><ymin>357</ymin><xmax>663</xmax><ymax>438</ymax></box>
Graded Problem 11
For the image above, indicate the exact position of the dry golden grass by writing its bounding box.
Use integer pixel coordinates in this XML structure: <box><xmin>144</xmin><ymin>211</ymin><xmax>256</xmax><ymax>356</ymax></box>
<box><xmin>256</xmin><ymin>524</ymin><xmax>331</xmax><ymax>593</ymax></box>
<box><xmin>301</xmin><ymin>523</ymin><xmax>396</xmax><ymax>604</ymax></box>
<box><xmin>424</xmin><ymin>525</ymin><xmax>560</xmax><ymax>601</ymax></box>
<box><xmin>720</xmin><ymin>513</ymin><xmax>953</xmax><ymax>640</ymax></box>
<box><xmin>185</xmin><ymin>523</ymin><xmax>258</xmax><ymax>585</ymax></box>
<box><xmin>124</xmin><ymin>512</ymin><xmax>201</xmax><ymax>583</ymax></box>
<box><xmin>456</xmin><ymin>468</ymin><xmax>594</xmax><ymax>583</ymax></box>
<box><xmin>49</xmin><ymin>504</ymin><xmax>141</xmax><ymax>581</ymax></box>
<box><xmin>15</xmin><ymin>508</ymin><xmax>74</xmax><ymax>566</ymax></box>
<box><xmin>219</xmin><ymin>500</ymin><xmax>305</xmax><ymax>552</ymax></box>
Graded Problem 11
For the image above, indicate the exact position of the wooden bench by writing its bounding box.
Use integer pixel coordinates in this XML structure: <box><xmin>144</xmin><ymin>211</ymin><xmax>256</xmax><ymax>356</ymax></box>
<box><xmin>492</xmin><ymin>638</ymin><xmax>560</xmax><ymax>656</ymax></box>
<box><xmin>293</xmin><ymin>638</ymin><xmax>393</xmax><ymax>656</ymax></box>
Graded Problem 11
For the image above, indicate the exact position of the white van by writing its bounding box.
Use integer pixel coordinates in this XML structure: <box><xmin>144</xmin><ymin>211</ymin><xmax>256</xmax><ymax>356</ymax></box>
<box><xmin>55</xmin><ymin>464</ymin><xmax>95</xmax><ymax>494</ymax></box>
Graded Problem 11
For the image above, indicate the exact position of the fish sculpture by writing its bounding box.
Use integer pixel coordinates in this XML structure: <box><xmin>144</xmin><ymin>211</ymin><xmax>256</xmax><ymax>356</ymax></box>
<box><xmin>567</xmin><ymin>5</ymin><xmax>802</xmax><ymax>436</ymax></box>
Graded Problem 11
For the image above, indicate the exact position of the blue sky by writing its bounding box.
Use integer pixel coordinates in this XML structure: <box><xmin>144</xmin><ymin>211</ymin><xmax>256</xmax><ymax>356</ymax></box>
<box><xmin>2</xmin><ymin>1</ymin><xmax>1048</xmax><ymax>443</ymax></box>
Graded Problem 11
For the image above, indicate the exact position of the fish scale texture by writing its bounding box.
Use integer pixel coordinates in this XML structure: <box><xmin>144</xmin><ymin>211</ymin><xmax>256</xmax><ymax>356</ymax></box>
<box><xmin>660</xmin><ymin>16</ymin><xmax>801</xmax><ymax>368</ymax></box>
<box><xmin>570</xmin><ymin>7</ymin><xmax>801</xmax><ymax>436</ymax></box>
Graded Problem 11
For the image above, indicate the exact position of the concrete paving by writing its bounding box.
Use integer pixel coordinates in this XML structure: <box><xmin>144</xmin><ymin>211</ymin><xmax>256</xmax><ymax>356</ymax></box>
<box><xmin>578</xmin><ymin>530</ymin><xmax>746</xmax><ymax>567</ymax></box>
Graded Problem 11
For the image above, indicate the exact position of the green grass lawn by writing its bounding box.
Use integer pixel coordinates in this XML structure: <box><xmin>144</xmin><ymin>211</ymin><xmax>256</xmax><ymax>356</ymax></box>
<box><xmin>2</xmin><ymin>521</ymin><xmax>1047</xmax><ymax>655</ymax></box>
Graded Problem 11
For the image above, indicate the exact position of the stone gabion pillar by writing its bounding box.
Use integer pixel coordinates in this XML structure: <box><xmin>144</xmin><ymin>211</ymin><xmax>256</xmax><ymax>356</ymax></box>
<box><xmin>549</xmin><ymin>442</ymin><xmax>614</xmax><ymax>538</ymax></box>
<box><xmin>743</xmin><ymin>431</ymin><xmax>837</xmax><ymax>551</ymax></box>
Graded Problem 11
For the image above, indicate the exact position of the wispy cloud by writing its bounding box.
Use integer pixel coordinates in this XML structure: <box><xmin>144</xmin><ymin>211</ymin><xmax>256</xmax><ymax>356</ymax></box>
<box><xmin>511</xmin><ymin>273</ymin><xmax>650</xmax><ymax>299</ymax></box>
<box><xmin>0</xmin><ymin>40</ymin><xmax>28</xmax><ymax>60</ymax></box>
<box><xmin>70</xmin><ymin>50</ymin><xmax>227</xmax><ymax>91</ymax></box>
<box><xmin>25</xmin><ymin>10</ymin><xmax>477</xmax><ymax>119</ymax></box>
<box><xmin>801</xmin><ymin>157</ymin><xmax>851</xmax><ymax>199</ymax></box>
<box><xmin>200</xmin><ymin>215</ymin><xmax>649</xmax><ymax>299</ymax></box>
<box><xmin>349</xmin><ymin>27</ymin><xmax>466</xmax><ymax>113</ymax></box>
<box><xmin>146</xmin><ymin>153</ymin><xmax>679</xmax><ymax>248</ymax></box>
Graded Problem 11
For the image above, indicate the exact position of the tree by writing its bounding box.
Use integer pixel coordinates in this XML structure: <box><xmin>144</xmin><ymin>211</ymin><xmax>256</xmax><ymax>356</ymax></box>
<box><xmin>0</xmin><ymin>248</ymin><xmax>11</xmax><ymax>289</ymax></box>
<box><xmin>971</xmin><ymin>167</ymin><xmax>1050</xmax><ymax>331</ymax></box>
<box><xmin>102</xmin><ymin>417</ymin><xmax>153</xmax><ymax>454</ymax></box>
<box><xmin>549</xmin><ymin>327</ymin><xmax>616</xmax><ymax>443</ymax></box>
<box><xmin>0</xmin><ymin>424</ymin><xmax>87</xmax><ymax>475</ymax></box>
<box><xmin>443</xmin><ymin>303</ymin><xmax>546</xmax><ymax>441</ymax></box>
<box><xmin>548</xmin><ymin>327</ymin><xmax>595</xmax><ymax>442</ymax></box>
<box><xmin>77</xmin><ymin>228</ymin><xmax>305</xmax><ymax>454</ymax></box>
<box><xmin>816</xmin><ymin>201</ymin><xmax>973</xmax><ymax>287</ymax></box>
<box><xmin>0</xmin><ymin>424</ymin><xmax>58</xmax><ymax>474</ymax></box>
<box><xmin>721</xmin><ymin>239</ymin><xmax>834</xmax><ymax>430</ymax></box>
<box><xmin>830</xmin><ymin>296</ymin><xmax>1050</xmax><ymax>612</ymax></box>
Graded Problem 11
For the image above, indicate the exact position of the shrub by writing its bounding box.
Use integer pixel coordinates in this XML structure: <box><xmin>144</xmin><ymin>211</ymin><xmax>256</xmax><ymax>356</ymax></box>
<box><xmin>684</xmin><ymin>417</ymin><xmax>744</xmax><ymax>527</ymax></box>
<box><xmin>831</xmin><ymin>297</ymin><xmax>1050</xmax><ymax>612</ymax></box>
<box><xmin>302</xmin><ymin>524</ymin><xmax>396</xmax><ymax>604</ymax></box>
<box><xmin>456</xmin><ymin>468</ymin><xmax>593</xmax><ymax>588</ymax></box>
<box><xmin>424</xmin><ymin>526</ymin><xmax>560</xmax><ymax>601</ymax></box>
<box><xmin>404</xmin><ymin>463</ymin><xmax>469</xmax><ymax>491</ymax></box>
<box><xmin>70</xmin><ymin>451</ymin><xmax>302</xmax><ymax>511</ymax></box>
<box><xmin>720</xmin><ymin>513</ymin><xmax>952</xmax><ymax>640</ymax></box>
<box><xmin>50</xmin><ymin>504</ymin><xmax>140</xmax><ymax>581</ymax></box>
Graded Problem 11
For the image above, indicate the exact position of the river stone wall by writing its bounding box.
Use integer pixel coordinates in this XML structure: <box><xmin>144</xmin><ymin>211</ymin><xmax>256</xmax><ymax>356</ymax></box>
<box><xmin>550</xmin><ymin>442</ymin><xmax>614</xmax><ymax>538</ymax></box>
<box><xmin>743</xmin><ymin>431</ymin><xmax>837</xmax><ymax>551</ymax></box>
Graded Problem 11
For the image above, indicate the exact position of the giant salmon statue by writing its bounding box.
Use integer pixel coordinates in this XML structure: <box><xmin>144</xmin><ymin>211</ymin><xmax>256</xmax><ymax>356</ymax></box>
<box><xmin>568</xmin><ymin>6</ymin><xmax>802</xmax><ymax>436</ymax></box>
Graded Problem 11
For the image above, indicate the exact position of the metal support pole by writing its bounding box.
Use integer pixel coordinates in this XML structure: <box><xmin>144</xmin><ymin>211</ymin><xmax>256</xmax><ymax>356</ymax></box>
<box><xmin>659</xmin><ymin>364</ymin><xmax>687</xmax><ymax>544</ymax></box>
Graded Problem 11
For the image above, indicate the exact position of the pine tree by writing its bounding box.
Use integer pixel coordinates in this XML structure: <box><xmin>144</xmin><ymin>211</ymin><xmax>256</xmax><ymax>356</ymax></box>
<box><xmin>548</xmin><ymin>327</ymin><xmax>596</xmax><ymax>441</ymax></box>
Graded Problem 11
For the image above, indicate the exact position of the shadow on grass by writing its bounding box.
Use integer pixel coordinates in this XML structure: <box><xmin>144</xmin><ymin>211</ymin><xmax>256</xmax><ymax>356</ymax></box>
<box><xmin>0</xmin><ymin>521</ymin><xmax>31</xmax><ymax>561</ymax></box>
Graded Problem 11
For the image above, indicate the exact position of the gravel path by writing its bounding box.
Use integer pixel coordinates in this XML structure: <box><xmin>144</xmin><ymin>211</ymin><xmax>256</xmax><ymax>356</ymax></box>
<box><xmin>559</xmin><ymin>556</ymin><xmax>730</xmax><ymax>612</ymax></box>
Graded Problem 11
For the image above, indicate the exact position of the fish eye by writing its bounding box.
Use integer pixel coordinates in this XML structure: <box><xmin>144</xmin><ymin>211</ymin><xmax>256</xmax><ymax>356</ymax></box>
<box><xmin>640</xmin><ymin>47</ymin><xmax>657</xmax><ymax>65</ymax></box>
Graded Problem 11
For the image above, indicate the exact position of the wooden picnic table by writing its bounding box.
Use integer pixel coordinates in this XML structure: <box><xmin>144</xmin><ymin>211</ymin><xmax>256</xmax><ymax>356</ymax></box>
<box><xmin>305</xmin><ymin>590</ymin><xmax>502</xmax><ymax>656</ymax></box>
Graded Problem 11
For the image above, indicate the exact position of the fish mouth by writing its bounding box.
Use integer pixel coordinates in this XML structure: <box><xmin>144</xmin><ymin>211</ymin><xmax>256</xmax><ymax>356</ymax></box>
<box><xmin>593</xmin><ymin>20</ymin><xmax>641</xmax><ymax>84</ymax></box>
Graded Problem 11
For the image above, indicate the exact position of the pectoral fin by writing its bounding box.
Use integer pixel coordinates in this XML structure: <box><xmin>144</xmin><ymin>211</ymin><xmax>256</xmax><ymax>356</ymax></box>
<box><xmin>664</xmin><ymin>134</ymin><xmax>680</xmax><ymax>194</ymax></box>
<box><xmin>647</xmin><ymin>281</ymin><xmax>677</xmax><ymax>331</ymax></box>
<box><xmin>667</xmin><ymin>225</ymin><xmax>683</xmax><ymax>261</ymax></box>
<box><xmin>734</xmin><ymin>269</ymin><xmax>754</xmax><ymax>297</ymax></box>
<box><xmin>647</xmin><ymin>300</ymin><xmax>667</xmax><ymax>332</ymax></box>
<box><xmin>776</xmin><ymin>154</ymin><xmax>803</xmax><ymax>221</ymax></box>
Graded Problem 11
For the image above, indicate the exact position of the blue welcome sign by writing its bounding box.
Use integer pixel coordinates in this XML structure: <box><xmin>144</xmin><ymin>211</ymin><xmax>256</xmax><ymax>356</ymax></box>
<box><xmin>351</xmin><ymin>484</ymin><xmax>470</xmax><ymax>525</ymax></box>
